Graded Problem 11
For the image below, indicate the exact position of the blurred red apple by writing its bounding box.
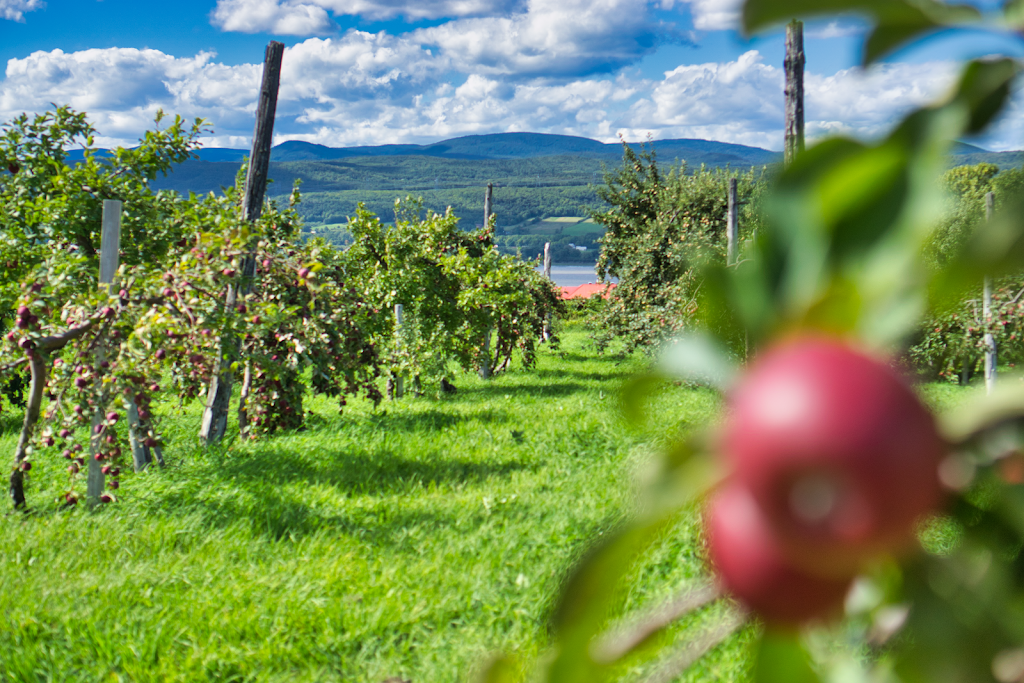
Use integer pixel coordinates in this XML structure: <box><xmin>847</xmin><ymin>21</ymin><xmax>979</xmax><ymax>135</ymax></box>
<box><xmin>721</xmin><ymin>337</ymin><xmax>945</xmax><ymax>575</ymax></box>
<box><xmin>708</xmin><ymin>482</ymin><xmax>853</xmax><ymax>624</ymax></box>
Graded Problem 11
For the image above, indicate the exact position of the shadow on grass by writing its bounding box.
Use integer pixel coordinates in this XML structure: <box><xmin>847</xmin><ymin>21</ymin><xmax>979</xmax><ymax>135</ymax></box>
<box><xmin>359</xmin><ymin>407</ymin><xmax>513</xmax><ymax>431</ymax></box>
<box><xmin>455</xmin><ymin>382</ymin><xmax>591</xmax><ymax>400</ymax></box>
<box><xmin>140</xmin><ymin>444</ymin><xmax>534</xmax><ymax>541</ymax></box>
<box><xmin>0</xmin><ymin>409</ymin><xmax>24</xmax><ymax>437</ymax></box>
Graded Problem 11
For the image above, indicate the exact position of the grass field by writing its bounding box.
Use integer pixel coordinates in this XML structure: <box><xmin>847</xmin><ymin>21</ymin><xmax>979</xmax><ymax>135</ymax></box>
<box><xmin>0</xmin><ymin>328</ymin><xmax>970</xmax><ymax>682</ymax></box>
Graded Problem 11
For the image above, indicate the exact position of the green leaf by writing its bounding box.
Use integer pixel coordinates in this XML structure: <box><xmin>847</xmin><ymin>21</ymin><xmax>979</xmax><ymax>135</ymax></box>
<box><xmin>619</xmin><ymin>373</ymin><xmax>666</xmax><ymax>426</ymax></box>
<box><xmin>754</xmin><ymin>631</ymin><xmax>822</xmax><ymax>683</ymax></box>
<box><xmin>1004</xmin><ymin>0</ymin><xmax>1024</xmax><ymax>28</ymax></box>
<box><xmin>944</xmin><ymin>58</ymin><xmax>1018</xmax><ymax>135</ymax></box>
<box><xmin>742</xmin><ymin>0</ymin><xmax>981</xmax><ymax>64</ymax></box>
<box><xmin>657</xmin><ymin>333</ymin><xmax>738</xmax><ymax>390</ymax></box>
<box><xmin>544</xmin><ymin>519</ymin><xmax>674</xmax><ymax>683</ymax></box>
<box><xmin>939</xmin><ymin>384</ymin><xmax>1024</xmax><ymax>445</ymax></box>
<box><xmin>475</xmin><ymin>655</ymin><xmax>518</xmax><ymax>683</ymax></box>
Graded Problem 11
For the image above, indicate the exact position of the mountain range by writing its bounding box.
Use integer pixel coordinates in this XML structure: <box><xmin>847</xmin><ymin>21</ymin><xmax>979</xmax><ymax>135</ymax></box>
<box><xmin>182</xmin><ymin>132</ymin><xmax>783</xmax><ymax>165</ymax></box>
<box><xmin>60</xmin><ymin>132</ymin><xmax>1021</xmax><ymax>252</ymax></box>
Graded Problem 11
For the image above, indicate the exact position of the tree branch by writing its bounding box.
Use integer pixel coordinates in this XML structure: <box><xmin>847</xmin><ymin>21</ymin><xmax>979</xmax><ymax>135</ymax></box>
<box><xmin>592</xmin><ymin>582</ymin><xmax>722</xmax><ymax>664</ymax></box>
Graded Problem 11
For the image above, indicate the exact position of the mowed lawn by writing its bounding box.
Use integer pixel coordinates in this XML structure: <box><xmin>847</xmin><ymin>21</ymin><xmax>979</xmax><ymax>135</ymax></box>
<box><xmin>0</xmin><ymin>328</ymin><xmax>969</xmax><ymax>682</ymax></box>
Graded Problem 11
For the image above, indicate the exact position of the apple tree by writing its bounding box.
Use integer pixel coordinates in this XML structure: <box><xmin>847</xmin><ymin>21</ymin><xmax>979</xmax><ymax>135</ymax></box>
<box><xmin>342</xmin><ymin>199</ymin><xmax>562</xmax><ymax>391</ymax></box>
<box><xmin>0</xmin><ymin>110</ymin><xmax>383</xmax><ymax>509</ymax></box>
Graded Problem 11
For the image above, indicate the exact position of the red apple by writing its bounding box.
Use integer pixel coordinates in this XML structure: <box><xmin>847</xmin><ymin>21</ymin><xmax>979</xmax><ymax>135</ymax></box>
<box><xmin>721</xmin><ymin>337</ymin><xmax>945</xmax><ymax>574</ymax></box>
<box><xmin>707</xmin><ymin>482</ymin><xmax>853</xmax><ymax>624</ymax></box>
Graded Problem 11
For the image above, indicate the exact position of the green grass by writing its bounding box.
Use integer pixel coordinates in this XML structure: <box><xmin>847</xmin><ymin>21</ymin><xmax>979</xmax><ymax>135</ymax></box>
<box><xmin>0</xmin><ymin>333</ymin><xmax>977</xmax><ymax>682</ymax></box>
<box><xmin>539</xmin><ymin>217</ymin><xmax>586</xmax><ymax>224</ymax></box>
<box><xmin>0</xmin><ymin>328</ymin><xmax>748</xmax><ymax>683</ymax></box>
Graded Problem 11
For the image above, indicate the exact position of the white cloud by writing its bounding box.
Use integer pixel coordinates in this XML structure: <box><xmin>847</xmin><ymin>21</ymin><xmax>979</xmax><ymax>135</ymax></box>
<box><xmin>1</xmin><ymin>0</ymin><xmax>43</xmax><ymax>22</ymax></box>
<box><xmin>681</xmin><ymin>0</ymin><xmax>742</xmax><ymax>31</ymax></box>
<box><xmin>806</xmin><ymin>20</ymin><xmax>862</xmax><ymax>40</ymax></box>
<box><xmin>210</xmin><ymin>0</ymin><xmax>335</xmax><ymax>35</ymax></box>
<box><xmin>7</xmin><ymin>43</ymin><xmax>1019</xmax><ymax>154</ymax></box>
<box><xmin>414</xmin><ymin>0</ymin><xmax>672</xmax><ymax>78</ymax></box>
<box><xmin>622</xmin><ymin>51</ymin><xmax>966</xmax><ymax>150</ymax></box>
<box><xmin>211</xmin><ymin>0</ymin><xmax>524</xmax><ymax>27</ymax></box>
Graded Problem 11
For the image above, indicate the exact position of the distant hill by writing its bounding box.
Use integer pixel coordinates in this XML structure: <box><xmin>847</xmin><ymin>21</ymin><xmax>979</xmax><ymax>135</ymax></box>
<box><xmin>187</xmin><ymin>132</ymin><xmax>783</xmax><ymax>166</ymax></box>
<box><xmin>64</xmin><ymin>131</ymin><xmax>1014</xmax><ymax>249</ymax></box>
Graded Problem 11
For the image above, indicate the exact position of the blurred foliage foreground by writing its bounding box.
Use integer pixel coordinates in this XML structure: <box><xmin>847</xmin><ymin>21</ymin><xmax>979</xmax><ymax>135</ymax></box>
<box><xmin>476</xmin><ymin>2</ymin><xmax>1024</xmax><ymax>683</ymax></box>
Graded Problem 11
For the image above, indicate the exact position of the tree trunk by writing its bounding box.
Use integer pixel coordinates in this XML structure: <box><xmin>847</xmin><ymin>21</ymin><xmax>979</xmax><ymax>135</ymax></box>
<box><xmin>9</xmin><ymin>351</ymin><xmax>45</xmax><ymax>509</ymax></box>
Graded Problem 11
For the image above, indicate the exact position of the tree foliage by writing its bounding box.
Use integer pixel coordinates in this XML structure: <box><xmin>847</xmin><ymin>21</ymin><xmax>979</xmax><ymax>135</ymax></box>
<box><xmin>592</xmin><ymin>142</ymin><xmax>768</xmax><ymax>351</ymax></box>
<box><xmin>342</xmin><ymin>199</ymin><xmax>563</xmax><ymax>388</ymax></box>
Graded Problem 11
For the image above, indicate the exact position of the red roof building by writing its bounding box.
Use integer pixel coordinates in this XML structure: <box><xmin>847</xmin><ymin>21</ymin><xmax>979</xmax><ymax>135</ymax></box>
<box><xmin>560</xmin><ymin>283</ymin><xmax>616</xmax><ymax>300</ymax></box>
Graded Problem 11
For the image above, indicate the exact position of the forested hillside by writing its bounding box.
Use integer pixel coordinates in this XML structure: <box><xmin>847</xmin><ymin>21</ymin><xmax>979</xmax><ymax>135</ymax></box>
<box><xmin>143</xmin><ymin>132</ymin><xmax>1016</xmax><ymax>264</ymax></box>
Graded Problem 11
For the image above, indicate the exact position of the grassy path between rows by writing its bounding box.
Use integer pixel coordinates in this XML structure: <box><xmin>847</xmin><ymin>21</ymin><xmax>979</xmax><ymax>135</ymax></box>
<box><xmin>0</xmin><ymin>329</ymin><xmax>969</xmax><ymax>682</ymax></box>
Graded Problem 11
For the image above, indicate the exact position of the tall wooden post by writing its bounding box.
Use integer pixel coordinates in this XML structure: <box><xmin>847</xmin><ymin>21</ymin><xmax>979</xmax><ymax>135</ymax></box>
<box><xmin>984</xmin><ymin>192</ymin><xmax>997</xmax><ymax>394</ymax></box>
<box><xmin>484</xmin><ymin>183</ymin><xmax>493</xmax><ymax>227</ymax></box>
<box><xmin>726</xmin><ymin>178</ymin><xmax>738</xmax><ymax>266</ymax></box>
<box><xmin>394</xmin><ymin>304</ymin><xmax>405</xmax><ymax>399</ymax></box>
<box><xmin>480</xmin><ymin>331</ymin><xmax>491</xmax><ymax>379</ymax></box>
<box><xmin>201</xmin><ymin>41</ymin><xmax>284</xmax><ymax>445</ymax></box>
<box><xmin>480</xmin><ymin>182</ymin><xmax>494</xmax><ymax>376</ymax></box>
<box><xmin>88</xmin><ymin>200</ymin><xmax>121</xmax><ymax>504</ymax></box>
<box><xmin>784</xmin><ymin>20</ymin><xmax>805</xmax><ymax>167</ymax></box>
<box><xmin>542</xmin><ymin>242</ymin><xmax>553</xmax><ymax>341</ymax></box>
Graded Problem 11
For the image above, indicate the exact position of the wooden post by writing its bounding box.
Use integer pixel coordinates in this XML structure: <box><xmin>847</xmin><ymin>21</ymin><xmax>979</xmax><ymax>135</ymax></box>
<box><xmin>484</xmin><ymin>183</ymin><xmax>493</xmax><ymax>227</ymax></box>
<box><xmin>87</xmin><ymin>200</ymin><xmax>122</xmax><ymax>504</ymax></box>
<box><xmin>200</xmin><ymin>41</ymin><xmax>284</xmax><ymax>445</ymax></box>
<box><xmin>99</xmin><ymin>200</ymin><xmax>121</xmax><ymax>287</ymax></box>
<box><xmin>542</xmin><ymin>242</ymin><xmax>553</xmax><ymax>341</ymax></box>
<box><xmin>984</xmin><ymin>192</ymin><xmax>997</xmax><ymax>394</ymax></box>
<box><xmin>726</xmin><ymin>178</ymin><xmax>738</xmax><ymax>266</ymax></box>
<box><xmin>480</xmin><ymin>181</ymin><xmax>495</xmax><ymax>373</ymax></box>
<box><xmin>394</xmin><ymin>304</ymin><xmax>404</xmax><ymax>399</ymax></box>
<box><xmin>784</xmin><ymin>20</ymin><xmax>805</xmax><ymax>168</ymax></box>
<box><xmin>480</xmin><ymin>330</ymin><xmax>491</xmax><ymax>379</ymax></box>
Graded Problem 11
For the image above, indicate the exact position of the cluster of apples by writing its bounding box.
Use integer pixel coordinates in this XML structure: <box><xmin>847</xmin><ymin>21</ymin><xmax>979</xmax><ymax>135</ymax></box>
<box><xmin>707</xmin><ymin>338</ymin><xmax>947</xmax><ymax>624</ymax></box>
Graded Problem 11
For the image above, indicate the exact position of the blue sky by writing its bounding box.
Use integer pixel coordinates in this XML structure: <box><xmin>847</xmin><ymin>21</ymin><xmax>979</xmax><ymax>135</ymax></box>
<box><xmin>1</xmin><ymin>0</ymin><xmax>1022</xmax><ymax>150</ymax></box>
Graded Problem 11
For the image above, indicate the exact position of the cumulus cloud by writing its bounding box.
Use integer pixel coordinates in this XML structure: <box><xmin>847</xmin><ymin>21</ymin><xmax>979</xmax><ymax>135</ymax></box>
<box><xmin>681</xmin><ymin>0</ymin><xmax>742</xmax><ymax>31</ymax></box>
<box><xmin>210</xmin><ymin>0</ymin><xmax>336</xmax><ymax>35</ymax></box>
<box><xmin>7</xmin><ymin>42</ymin><xmax>1015</xmax><ymax>153</ymax></box>
<box><xmin>414</xmin><ymin>0</ymin><xmax>676</xmax><ymax>78</ymax></box>
<box><xmin>2</xmin><ymin>0</ymin><xmax>43</xmax><ymax>22</ymax></box>
<box><xmin>625</xmin><ymin>51</ymin><xmax>961</xmax><ymax>150</ymax></box>
<box><xmin>211</xmin><ymin>0</ymin><xmax>524</xmax><ymax>27</ymax></box>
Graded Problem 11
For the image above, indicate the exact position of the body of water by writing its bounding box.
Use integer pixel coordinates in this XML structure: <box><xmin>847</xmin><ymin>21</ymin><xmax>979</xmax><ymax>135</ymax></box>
<box><xmin>536</xmin><ymin>264</ymin><xmax>617</xmax><ymax>287</ymax></box>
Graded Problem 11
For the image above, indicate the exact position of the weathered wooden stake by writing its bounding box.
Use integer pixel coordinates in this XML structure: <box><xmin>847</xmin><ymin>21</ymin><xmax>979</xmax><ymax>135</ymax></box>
<box><xmin>726</xmin><ymin>178</ymin><xmax>738</xmax><ymax>266</ymax></box>
<box><xmin>784</xmin><ymin>20</ymin><xmax>805</xmax><ymax>167</ymax></box>
<box><xmin>984</xmin><ymin>192</ymin><xmax>997</xmax><ymax>394</ymax></box>
<box><xmin>484</xmin><ymin>182</ymin><xmax>493</xmax><ymax>227</ymax></box>
<box><xmin>542</xmin><ymin>242</ymin><xmax>553</xmax><ymax>341</ymax></box>
<box><xmin>394</xmin><ymin>304</ymin><xmax>405</xmax><ymax>399</ymax></box>
<box><xmin>88</xmin><ymin>200</ymin><xmax>122</xmax><ymax>504</ymax></box>
<box><xmin>480</xmin><ymin>331</ymin><xmax>491</xmax><ymax>379</ymax></box>
<box><xmin>480</xmin><ymin>182</ymin><xmax>494</xmax><ymax>375</ymax></box>
<box><xmin>201</xmin><ymin>41</ymin><xmax>284</xmax><ymax>445</ymax></box>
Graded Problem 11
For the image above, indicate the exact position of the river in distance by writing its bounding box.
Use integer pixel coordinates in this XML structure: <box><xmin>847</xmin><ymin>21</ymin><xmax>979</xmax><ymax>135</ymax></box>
<box><xmin>534</xmin><ymin>265</ymin><xmax>618</xmax><ymax>288</ymax></box>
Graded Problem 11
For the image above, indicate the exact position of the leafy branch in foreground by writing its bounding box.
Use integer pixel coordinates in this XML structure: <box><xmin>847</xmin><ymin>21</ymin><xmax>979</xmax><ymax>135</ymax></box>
<box><xmin>477</xmin><ymin>3</ymin><xmax>1024</xmax><ymax>682</ymax></box>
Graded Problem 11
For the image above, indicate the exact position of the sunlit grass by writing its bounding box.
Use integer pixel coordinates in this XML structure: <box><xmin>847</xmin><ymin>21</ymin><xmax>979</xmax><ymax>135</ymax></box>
<box><xmin>0</xmin><ymin>333</ymin><xmax>978</xmax><ymax>682</ymax></box>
